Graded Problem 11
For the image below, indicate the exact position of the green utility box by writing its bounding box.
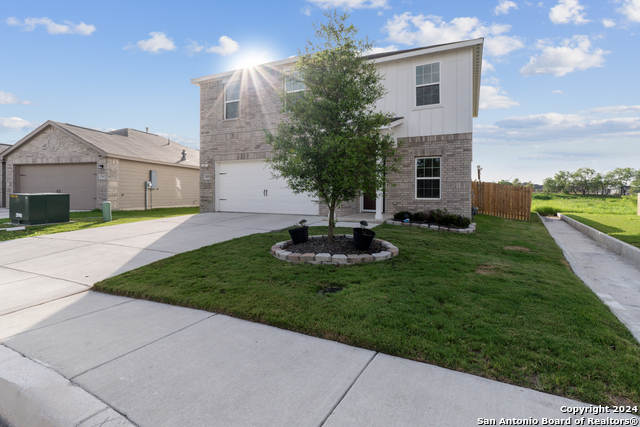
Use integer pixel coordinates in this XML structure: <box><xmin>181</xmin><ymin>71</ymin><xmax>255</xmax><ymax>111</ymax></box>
<box><xmin>9</xmin><ymin>193</ymin><xmax>70</xmax><ymax>225</ymax></box>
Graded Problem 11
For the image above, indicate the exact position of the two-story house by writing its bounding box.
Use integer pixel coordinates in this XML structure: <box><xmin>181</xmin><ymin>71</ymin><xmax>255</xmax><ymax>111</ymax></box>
<box><xmin>191</xmin><ymin>38</ymin><xmax>483</xmax><ymax>219</ymax></box>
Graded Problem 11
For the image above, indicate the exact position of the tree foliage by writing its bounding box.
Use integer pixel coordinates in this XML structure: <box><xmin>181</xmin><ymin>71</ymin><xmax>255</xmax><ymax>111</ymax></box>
<box><xmin>265</xmin><ymin>10</ymin><xmax>401</xmax><ymax>242</ymax></box>
<box><xmin>542</xmin><ymin>168</ymin><xmax>639</xmax><ymax>195</ymax></box>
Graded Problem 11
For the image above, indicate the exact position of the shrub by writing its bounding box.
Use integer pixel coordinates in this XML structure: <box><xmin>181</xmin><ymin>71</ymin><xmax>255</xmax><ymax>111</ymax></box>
<box><xmin>535</xmin><ymin>206</ymin><xmax>558</xmax><ymax>216</ymax></box>
<box><xmin>393</xmin><ymin>211</ymin><xmax>413</xmax><ymax>221</ymax></box>
<box><xmin>412</xmin><ymin>211</ymin><xmax>429</xmax><ymax>221</ymax></box>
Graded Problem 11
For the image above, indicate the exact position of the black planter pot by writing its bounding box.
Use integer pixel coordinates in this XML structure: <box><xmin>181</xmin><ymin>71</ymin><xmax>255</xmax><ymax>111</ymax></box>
<box><xmin>352</xmin><ymin>228</ymin><xmax>376</xmax><ymax>250</ymax></box>
<box><xmin>288</xmin><ymin>226</ymin><xmax>309</xmax><ymax>245</ymax></box>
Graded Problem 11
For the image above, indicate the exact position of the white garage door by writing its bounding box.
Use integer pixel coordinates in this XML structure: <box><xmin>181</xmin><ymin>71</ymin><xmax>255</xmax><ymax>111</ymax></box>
<box><xmin>217</xmin><ymin>160</ymin><xmax>319</xmax><ymax>215</ymax></box>
<box><xmin>17</xmin><ymin>163</ymin><xmax>97</xmax><ymax>210</ymax></box>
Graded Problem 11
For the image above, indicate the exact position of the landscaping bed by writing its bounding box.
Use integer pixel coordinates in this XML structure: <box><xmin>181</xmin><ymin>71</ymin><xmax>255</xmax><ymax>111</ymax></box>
<box><xmin>287</xmin><ymin>235</ymin><xmax>383</xmax><ymax>255</ymax></box>
<box><xmin>93</xmin><ymin>215</ymin><xmax>640</xmax><ymax>407</ymax></box>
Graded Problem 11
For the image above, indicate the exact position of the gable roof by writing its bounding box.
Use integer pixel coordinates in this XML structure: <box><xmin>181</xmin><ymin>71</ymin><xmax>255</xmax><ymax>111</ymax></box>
<box><xmin>191</xmin><ymin>38</ymin><xmax>484</xmax><ymax>118</ymax></box>
<box><xmin>0</xmin><ymin>143</ymin><xmax>10</xmax><ymax>156</ymax></box>
<box><xmin>2</xmin><ymin>121</ymin><xmax>199</xmax><ymax>168</ymax></box>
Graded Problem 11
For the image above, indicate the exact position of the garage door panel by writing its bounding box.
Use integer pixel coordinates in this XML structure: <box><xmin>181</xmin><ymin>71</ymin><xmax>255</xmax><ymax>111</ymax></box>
<box><xmin>18</xmin><ymin>164</ymin><xmax>97</xmax><ymax>210</ymax></box>
<box><xmin>218</xmin><ymin>161</ymin><xmax>318</xmax><ymax>215</ymax></box>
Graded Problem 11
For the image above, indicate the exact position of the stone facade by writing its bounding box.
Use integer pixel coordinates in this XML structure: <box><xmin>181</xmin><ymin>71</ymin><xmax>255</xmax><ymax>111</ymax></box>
<box><xmin>198</xmin><ymin>68</ymin><xmax>284</xmax><ymax>213</ymax></box>
<box><xmin>197</xmin><ymin>69</ymin><xmax>474</xmax><ymax>218</ymax></box>
<box><xmin>387</xmin><ymin>133</ymin><xmax>473</xmax><ymax>218</ymax></box>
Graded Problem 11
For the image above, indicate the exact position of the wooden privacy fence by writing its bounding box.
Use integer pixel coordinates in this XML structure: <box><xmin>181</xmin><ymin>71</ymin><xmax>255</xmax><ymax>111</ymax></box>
<box><xmin>472</xmin><ymin>181</ymin><xmax>532</xmax><ymax>221</ymax></box>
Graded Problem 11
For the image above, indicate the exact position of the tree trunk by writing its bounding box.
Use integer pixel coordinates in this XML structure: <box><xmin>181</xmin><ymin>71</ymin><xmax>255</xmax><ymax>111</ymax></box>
<box><xmin>328</xmin><ymin>205</ymin><xmax>336</xmax><ymax>244</ymax></box>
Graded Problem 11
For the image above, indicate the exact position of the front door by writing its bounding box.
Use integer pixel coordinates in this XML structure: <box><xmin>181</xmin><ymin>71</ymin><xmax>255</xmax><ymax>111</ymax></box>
<box><xmin>362</xmin><ymin>193</ymin><xmax>384</xmax><ymax>212</ymax></box>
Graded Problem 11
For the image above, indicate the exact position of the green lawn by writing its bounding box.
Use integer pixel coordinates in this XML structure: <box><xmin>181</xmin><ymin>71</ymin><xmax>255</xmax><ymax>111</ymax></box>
<box><xmin>565</xmin><ymin>214</ymin><xmax>640</xmax><ymax>249</ymax></box>
<box><xmin>94</xmin><ymin>214</ymin><xmax>640</xmax><ymax>406</ymax></box>
<box><xmin>531</xmin><ymin>193</ymin><xmax>638</xmax><ymax>216</ymax></box>
<box><xmin>0</xmin><ymin>207</ymin><xmax>199</xmax><ymax>242</ymax></box>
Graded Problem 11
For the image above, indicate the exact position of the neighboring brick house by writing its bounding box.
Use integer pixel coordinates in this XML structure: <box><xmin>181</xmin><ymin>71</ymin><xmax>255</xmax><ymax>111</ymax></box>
<box><xmin>0</xmin><ymin>143</ymin><xmax>10</xmax><ymax>208</ymax></box>
<box><xmin>2</xmin><ymin>121</ymin><xmax>199</xmax><ymax>210</ymax></box>
<box><xmin>191</xmin><ymin>38</ymin><xmax>483</xmax><ymax>218</ymax></box>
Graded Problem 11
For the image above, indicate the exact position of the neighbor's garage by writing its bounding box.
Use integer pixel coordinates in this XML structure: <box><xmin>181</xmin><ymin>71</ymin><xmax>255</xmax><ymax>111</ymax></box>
<box><xmin>217</xmin><ymin>160</ymin><xmax>318</xmax><ymax>215</ymax></box>
<box><xmin>15</xmin><ymin>163</ymin><xmax>97</xmax><ymax>210</ymax></box>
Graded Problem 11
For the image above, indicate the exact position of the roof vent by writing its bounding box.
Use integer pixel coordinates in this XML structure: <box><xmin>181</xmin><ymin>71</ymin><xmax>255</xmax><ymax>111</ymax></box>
<box><xmin>167</xmin><ymin>138</ymin><xmax>171</xmax><ymax>146</ymax></box>
<box><xmin>146</xmin><ymin>127</ymin><xmax>149</xmax><ymax>133</ymax></box>
<box><xmin>181</xmin><ymin>149</ymin><xmax>187</xmax><ymax>162</ymax></box>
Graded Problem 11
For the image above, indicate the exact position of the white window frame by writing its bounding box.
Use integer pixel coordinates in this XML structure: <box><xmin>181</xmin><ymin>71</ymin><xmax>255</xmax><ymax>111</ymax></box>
<box><xmin>415</xmin><ymin>157</ymin><xmax>441</xmax><ymax>200</ymax></box>
<box><xmin>414</xmin><ymin>62</ymin><xmax>441</xmax><ymax>109</ymax></box>
<box><xmin>284</xmin><ymin>73</ymin><xmax>305</xmax><ymax>110</ymax></box>
<box><xmin>224</xmin><ymin>81</ymin><xmax>240</xmax><ymax>120</ymax></box>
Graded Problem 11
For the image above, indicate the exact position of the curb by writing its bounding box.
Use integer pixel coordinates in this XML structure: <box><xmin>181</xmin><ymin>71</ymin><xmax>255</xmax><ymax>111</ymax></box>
<box><xmin>558</xmin><ymin>214</ymin><xmax>640</xmax><ymax>267</ymax></box>
<box><xmin>0</xmin><ymin>345</ymin><xmax>136</xmax><ymax>427</ymax></box>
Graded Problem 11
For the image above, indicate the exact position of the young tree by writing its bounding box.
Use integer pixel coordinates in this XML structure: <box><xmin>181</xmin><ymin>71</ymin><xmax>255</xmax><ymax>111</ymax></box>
<box><xmin>265</xmin><ymin>10</ymin><xmax>401</xmax><ymax>242</ymax></box>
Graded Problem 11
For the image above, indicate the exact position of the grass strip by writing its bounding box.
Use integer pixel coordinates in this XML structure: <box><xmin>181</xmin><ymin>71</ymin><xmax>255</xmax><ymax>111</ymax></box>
<box><xmin>0</xmin><ymin>207</ymin><xmax>199</xmax><ymax>242</ymax></box>
<box><xmin>94</xmin><ymin>214</ymin><xmax>640</xmax><ymax>406</ymax></box>
<box><xmin>564</xmin><ymin>214</ymin><xmax>640</xmax><ymax>249</ymax></box>
<box><xmin>532</xmin><ymin>194</ymin><xmax>638</xmax><ymax>216</ymax></box>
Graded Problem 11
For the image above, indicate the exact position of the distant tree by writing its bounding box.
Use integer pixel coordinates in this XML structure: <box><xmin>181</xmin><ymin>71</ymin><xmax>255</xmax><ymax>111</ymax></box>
<box><xmin>542</xmin><ymin>177</ymin><xmax>557</xmax><ymax>194</ymax></box>
<box><xmin>554</xmin><ymin>170</ymin><xmax>573</xmax><ymax>194</ymax></box>
<box><xmin>631</xmin><ymin>170</ymin><xmax>640</xmax><ymax>195</ymax></box>
<box><xmin>607</xmin><ymin>167</ymin><xmax>636</xmax><ymax>196</ymax></box>
<box><xmin>571</xmin><ymin>167</ymin><xmax>597</xmax><ymax>194</ymax></box>
<box><xmin>497</xmin><ymin>179</ymin><xmax>513</xmax><ymax>186</ymax></box>
<box><xmin>265</xmin><ymin>10</ymin><xmax>401</xmax><ymax>243</ymax></box>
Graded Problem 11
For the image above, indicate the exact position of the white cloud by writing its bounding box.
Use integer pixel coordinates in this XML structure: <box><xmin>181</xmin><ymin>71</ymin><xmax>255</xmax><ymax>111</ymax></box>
<box><xmin>383</xmin><ymin>13</ymin><xmax>524</xmax><ymax>57</ymax></box>
<box><xmin>0</xmin><ymin>91</ymin><xmax>31</xmax><ymax>105</ymax></box>
<box><xmin>549</xmin><ymin>0</ymin><xmax>590</xmax><ymax>24</ymax></box>
<box><xmin>482</xmin><ymin>59</ymin><xmax>495</xmax><ymax>72</ymax></box>
<box><xmin>519</xmin><ymin>35</ymin><xmax>608</xmax><ymax>77</ymax></box>
<box><xmin>589</xmin><ymin>105</ymin><xmax>640</xmax><ymax>114</ymax></box>
<box><xmin>156</xmin><ymin>132</ymin><xmax>199</xmax><ymax>150</ymax></box>
<box><xmin>186</xmin><ymin>39</ymin><xmax>204</xmax><ymax>55</ymax></box>
<box><xmin>206</xmin><ymin>36</ymin><xmax>239</xmax><ymax>56</ymax></box>
<box><xmin>480</xmin><ymin>85</ymin><xmax>520</xmax><ymax>110</ymax></box>
<box><xmin>478</xmin><ymin>112</ymin><xmax>640</xmax><ymax>144</ymax></box>
<box><xmin>366</xmin><ymin>45</ymin><xmax>398</xmax><ymax>55</ymax></box>
<box><xmin>617</xmin><ymin>0</ymin><xmax>640</xmax><ymax>23</ymax></box>
<box><xmin>305</xmin><ymin>0</ymin><xmax>388</xmax><ymax>8</ymax></box>
<box><xmin>494</xmin><ymin>0</ymin><xmax>518</xmax><ymax>15</ymax></box>
<box><xmin>129</xmin><ymin>32</ymin><xmax>176</xmax><ymax>53</ymax></box>
<box><xmin>0</xmin><ymin>117</ymin><xmax>39</xmax><ymax>131</ymax></box>
<box><xmin>6</xmin><ymin>17</ymin><xmax>96</xmax><ymax>35</ymax></box>
<box><xmin>301</xmin><ymin>6</ymin><xmax>312</xmax><ymax>16</ymax></box>
<box><xmin>552</xmin><ymin>89</ymin><xmax>564</xmax><ymax>94</ymax></box>
<box><xmin>602</xmin><ymin>18</ymin><xmax>616</xmax><ymax>28</ymax></box>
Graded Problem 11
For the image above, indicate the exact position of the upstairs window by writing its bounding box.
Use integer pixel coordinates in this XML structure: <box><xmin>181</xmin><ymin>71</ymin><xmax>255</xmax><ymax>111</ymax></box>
<box><xmin>416</xmin><ymin>63</ymin><xmax>440</xmax><ymax>107</ymax></box>
<box><xmin>285</xmin><ymin>74</ymin><xmax>305</xmax><ymax>109</ymax></box>
<box><xmin>416</xmin><ymin>157</ymin><xmax>441</xmax><ymax>199</ymax></box>
<box><xmin>225</xmin><ymin>81</ymin><xmax>240</xmax><ymax>120</ymax></box>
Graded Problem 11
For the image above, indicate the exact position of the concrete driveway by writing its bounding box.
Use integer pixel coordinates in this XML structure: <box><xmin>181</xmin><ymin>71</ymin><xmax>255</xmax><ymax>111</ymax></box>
<box><xmin>0</xmin><ymin>212</ymin><xmax>637</xmax><ymax>427</ymax></box>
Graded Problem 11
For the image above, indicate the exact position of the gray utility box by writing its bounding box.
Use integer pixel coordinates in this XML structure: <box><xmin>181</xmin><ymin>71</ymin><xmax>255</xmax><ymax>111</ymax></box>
<box><xmin>9</xmin><ymin>193</ymin><xmax>70</xmax><ymax>225</ymax></box>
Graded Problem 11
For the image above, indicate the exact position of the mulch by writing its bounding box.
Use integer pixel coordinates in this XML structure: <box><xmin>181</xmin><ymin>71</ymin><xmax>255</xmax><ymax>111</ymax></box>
<box><xmin>287</xmin><ymin>235</ymin><xmax>383</xmax><ymax>255</ymax></box>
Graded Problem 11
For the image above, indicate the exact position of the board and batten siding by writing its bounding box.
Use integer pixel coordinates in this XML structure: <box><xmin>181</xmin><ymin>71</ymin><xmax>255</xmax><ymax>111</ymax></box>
<box><xmin>374</xmin><ymin>47</ymin><xmax>473</xmax><ymax>137</ymax></box>
<box><xmin>117</xmin><ymin>159</ymin><xmax>199</xmax><ymax>210</ymax></box>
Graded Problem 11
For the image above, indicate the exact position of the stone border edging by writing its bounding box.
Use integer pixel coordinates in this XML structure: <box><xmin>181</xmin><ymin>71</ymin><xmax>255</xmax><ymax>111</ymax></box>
<box><xmin>559</xmin><ymin>214</ymin><xmax>640</xmax><ymax>266</ymax></box>
<box><xmin>385</xmin><ymin>220</ymin><xmax>476</xmax><ymax>234</ymax></box>
<box><xmin>271</xmin><ymin>235</ymin><xmax>399</xmax><ymax>265</ymax></box>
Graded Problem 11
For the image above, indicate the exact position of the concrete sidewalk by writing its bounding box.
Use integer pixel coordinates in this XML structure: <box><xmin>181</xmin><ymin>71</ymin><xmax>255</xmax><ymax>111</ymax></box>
<box><xmin>541</xmin><ymin>215</ymin><xmax>640</xmax><ymax>343</ymax></box>
<box><xmin>1</xmin><ymin>213</ymin><xmax>638</xmax><ymax>426</ymax></box>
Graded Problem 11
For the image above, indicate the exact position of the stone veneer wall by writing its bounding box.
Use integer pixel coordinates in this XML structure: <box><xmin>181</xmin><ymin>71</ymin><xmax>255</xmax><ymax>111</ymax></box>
<box><xmin>198</xmin><ymin>67</ymin><xmax>284</xmax><ymax>213</ymax></box>
<box><xmin>386</xmin><ymin>133</ymin><xmax>473</xmax><ymax>218</ymax></box>
<box><xmin>3</xmin><ymin>125</ymin><xmax>115</xmax><ymax>209</ymax></box>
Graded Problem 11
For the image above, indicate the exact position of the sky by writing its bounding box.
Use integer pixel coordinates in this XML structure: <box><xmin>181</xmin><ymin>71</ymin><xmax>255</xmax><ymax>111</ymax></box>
<box><xmin>1</xmin><ymin>0</ymin><xmax>639</xmax><ymax>184</ymax></box>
